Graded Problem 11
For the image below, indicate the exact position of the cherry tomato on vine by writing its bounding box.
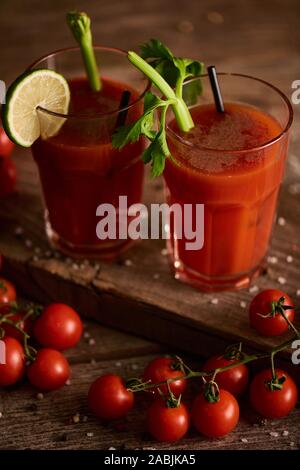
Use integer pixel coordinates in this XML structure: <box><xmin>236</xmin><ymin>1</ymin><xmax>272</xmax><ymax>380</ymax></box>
<box><xmin>0</xmin><ymin>306</ymin><xmax>33</xmax><ymax>342</ymax></box>
<box><xmin>0</xmin><ymin>127</ymin><xmax>14</xmax><ymax>158</ymax></box>
<box><xmin>250</xmin><ymin>368</ymin><xmax>298</xmax><ymax>418</ymax></box>
<box><xmin>249</xmin><ymin>289</ymin><xmax>295</xmax><ymax>337</ymax></box>
<box><xmin>192</xmin><ymin>389</ymin><xmax>239</xmax><ymax>437</ymax></box>
<box><xmin>33</xmin><ymin>303</ymin><xmax>83</xmax><ymax>351</ymax></box>
<box><xmin>147</xmin><ymin>398</ymin><xmax>190</xmax><ymax>442</ymax></box>
<box><xmin>27</xmin><ymin>348</ymin><xmax>70</xmax><ymax>391</ymax></box>
<box><xmin>203</xmin><ymin>355</ymin><xmax>249</xmax><ymax>397</ymax></box>
<box><xmin>0</xmin><ymin>277</ymin><xmax>16</xmax><ymax>304</ymax></box>
<box><xmin>88</xmin><ymin>374</ymin><xmax>134</xmax><ymax>420</ymax></box>
<box><xmin>0</xmin><ymin>158</ymin><xmax>16</xmax><ymax>198</ymax></box>
<box><xmin>0</xmin><ymin>336</ymin><xmax>25</xmax><ymax>386</ymax></box>
<box><xmin>143</xmin><ymin>357</ymin><xmax>187</xmax><ymax>398</ymax></box>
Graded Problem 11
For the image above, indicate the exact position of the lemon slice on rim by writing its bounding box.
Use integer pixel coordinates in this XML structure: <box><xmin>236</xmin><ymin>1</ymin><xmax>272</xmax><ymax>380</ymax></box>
<box><xmin>2</xmin><ymin>69</ymin><xmax>70</xmax><ymax>147</ymax></box>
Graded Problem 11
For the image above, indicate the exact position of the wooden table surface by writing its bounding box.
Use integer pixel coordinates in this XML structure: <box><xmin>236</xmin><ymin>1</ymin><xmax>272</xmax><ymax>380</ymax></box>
<box><xmin>0</xmin><ymin>0</ymin><xmax>299</xmax><ymax>450</ymax></box>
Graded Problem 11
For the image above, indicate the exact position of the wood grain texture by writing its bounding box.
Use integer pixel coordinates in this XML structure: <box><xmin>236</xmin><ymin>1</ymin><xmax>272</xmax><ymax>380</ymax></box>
<box><xmin>0</xmin><ymin>0</ymin><xmax>300</xmax><ymax>451</ymax></box>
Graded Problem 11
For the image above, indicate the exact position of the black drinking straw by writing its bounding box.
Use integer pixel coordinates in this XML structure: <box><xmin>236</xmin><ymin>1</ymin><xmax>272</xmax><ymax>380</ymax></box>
<box><xmin>115</xmin><ymin>90</ymin><xmax>131</xmax><ymax>130</ymax></box>
<box><xmin>207</xmin><ymin>65</ymin><xmax>224</xmax><ymax>113</ymax></box>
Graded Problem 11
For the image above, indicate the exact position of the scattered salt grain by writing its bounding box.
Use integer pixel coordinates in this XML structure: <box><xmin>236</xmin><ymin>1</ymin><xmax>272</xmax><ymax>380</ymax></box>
<box><xmin>109</xmin><ymin>447</ymin><xmax>116</xmax><ymax>450</ymax></box>
<box><xmin>72</xmin><ymin>414</ymin><xmax>80</xmax><ymax>424</ymax></box>
<box><xmin>83</xmin><ymin>331</ymin><xmax>90</xmax><ymax>339</ymax></box>
<box><xmin>15</xmin><ymin>226</ymin><xmax>24</xmax><ymax>236</ymax></box>
<box><xmin>267</xmin><ymin>256</ymin><xmax>278</xmax><ymax>264</ymax></box>
<box><xmin>86</xmin><ymin>432</ymin><xmax>94</xmax><ymax>437</ymax></box>
<box><xmin>290</xmin><ymin>442</ymin><xmax>295</xmax><ymax>447</ymax></box>
<box><xmin>210</xmin><ymin>298</ymin><xmax>219</xmax><ymax>305</ymax></box>
<box><xmin>289</xmin><ymin>182</ymin><xmax>300</xmax><ymax>195</ymax></box>
<box><xmin>207</xmin><ymin>11</ymin><xmax>224</xmax><ymax>24</ymax></box>
<box><xmin>115</xmin><ymin>361</ymin><xmax>122</xmax><ymax>367</ymax></box>
<box><xmin>286</xmin><ymin>255</ymin><xmax>293</xmax><ymax>263</ymax></box>
<box><xmin>36</xmin><ymin>393</ymin><xmax>44</xmax><ymax>400</ymax></box>
<box><xmin>177</xmin><ymin>19</ymin><xmax>194</xmax><ymax>33</ymax></box>
<box><xmin>124</xmin><ymin>259</ymin><xmax>133</xmax><ymax>267</ymax></box>
<box><xmin>282</xmin><ymin>430</ymin><xmax>289</xmax><ymax>437</ymax></box>
<box><xmin>72</xmin><ymin>263</ymin><xmax>79</xmax><ymax>270</ymax></box>
<box><xmin>131</xmin><ymin>364</ymin><xmax>139</xmax><ymax>370</ymax></box>
<box><xmin>153</xmin><ymin>273</ymin><xmax>160</xmax><ymax>280</ymax></box>
<box><xmin>249</xmin><ymin>285</ymin><xmax>258</xmax><ymax>294</ymax></box>
<box><xmin>240</xmin><ymin>301</ymin><xmax>247</xmax><ymax>309</ymax></box>
<box><xmin>161</xmin><ymin>248</ymin><xmax>168</xmax><ymax>256</ymax></box>
<box><xmin>297</xmin><ymin>289</ymin><xmax>300</xmax><ymax>297</ymax></box>
<box><xmin>270</xmin><ymin>431</ymin><xmax>279</xmax><ymax>437</ymax></box>
<box><xmin>277</xmin><ymin>276</ymin><xmax>286</xmax><ymax>285</ymax></box>
<box><xmin>0</xmin><ymin>412</ymin><xmax>3</xmax><ymax>418</ymax></box>
<box><xmin>89</xmin><ymin>338</ymin><xmax>96</xmax><ymax>346</ymax></box>
<box><xmin>65</xmin><ymin>379</ymin><xmax>71</xmax><ymax>386</ymax></box>
<box><xmin>241</xmin><ymin>438</ymin><xmax>248</xmax><ymax>443</ymax></box>
<box><xmin>278</xmin><ymin>217</ymin><xmax>286</xmax><ymax>226</ymax></box>
<box><xmin>25</xmin><ymin>239</ymin><xmax>33</xmax><ymax>248</ymax></box>
<box><xmin>94</xmin><ymin>263</ymin><xmax>100</xmax><ymax>270</ymax></box>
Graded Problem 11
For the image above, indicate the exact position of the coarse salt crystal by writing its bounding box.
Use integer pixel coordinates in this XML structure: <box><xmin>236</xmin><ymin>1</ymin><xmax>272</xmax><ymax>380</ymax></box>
<box><xmin>86</xmin><ymin>432</ymin><xmax>94</xmax><ymax>437</ymax></box>
<box><xmin>115</xmin><ymin>361</ymin><xmax>122</xmax><ymax>367</ymax></box>
<box><xmin>83</xmin><ymin>331</ymin><xmax>90</xmax><ymax>339</ymax></box>
<box><xmin>65</xmin><ymin>379</ymin><xmax>71</xmax><ymax>386</ymax></box>
<box><xmin>241</xmin><ymin>438</ymin><xmax>248</xmax><ymax>443</ymax></box>
<box><xmin>161</xmin><ymin>248</ymin><xmax>168</xmax><ymax>256</ymax></box>
<box><xmin>15</xmin><ymin>226</ymin><xmax>24</xmax><ymax>236</ymax></box>
<box><xmin>282</xmin><ymin>430</ymin><xmax>289</xmax><ymax>437</ymax></box>
<box><xmin>211</xmin><ymin>298</ymin><xmax>219</xmax><ymax>305</ymax></box>
<box><xmin>249</xmin><ymin>285</ymin><xmax>258</xmax><ymax>293</ymax></box>
<box><xmin>72</xmin><ymin>263</ymin><xmax>79</xmax><ymax>270</ymax></box>
<box><xmin>267</xmin><ymin>256</ymin><xmax>278</xmax><ymax>264</ymax></box>
<box><xmin>277</xmin><ymin>276</ymin><xmax>286</xmax><ymax>285</ymax></box>
<box><xmin>278</xmin><ymin>217</ymin><xmax>286</xmax><ymax>226</ymax></box>
<box><xmin>270</xmin><ymin>431</ymin><xmax>279</xmax><ymax>437</ymax></box>
<box><xmin>124</xmin><ymin>259</ymin><xmax>133</xmax><ymax>267</ymax></box>
<box><xmin>25</xmin><ymin>239</ymin><xmax>33</xmax><ymax>248</ymax></box>
<box><xmin>153</xmin><ymin>273</ymin><xmax>160</xmax><ymax>280</ymax></box>
<box><xmin>89</xmin><ymin>338</ymin><xmax>96</xmax><ymax>346</ymax></box>
<box><xmin>240</xmin><ymin>301</ymin><xmax>247</xmax><ymax>309</ymax></box>
<box><xmin>296</xmin><ymin>289</ymin><xmax>300</xmax><ymax>297</ymax></box>
<box><xmin>286</xmin><ymin>255</ymin><xmax>293</xmax><ymax>263</ymax></box>
<box><xmin>109</xmin><ymin>447</ymin><xmax>116</xmax><ymax>450</ymax></box>
<box><xmin>207</xmin><ymin>11</ymin><xmax>224</xmax><ymax>24</ymax></box>
<box><xmin>0</xmin><ymin>412</ymin><xmax>3</xmax><ymax>418</ymax></box>
<box><xmin>36</xmin><ymin>393</ymin><xmax>44</xmax><ymax>400</ymax></box>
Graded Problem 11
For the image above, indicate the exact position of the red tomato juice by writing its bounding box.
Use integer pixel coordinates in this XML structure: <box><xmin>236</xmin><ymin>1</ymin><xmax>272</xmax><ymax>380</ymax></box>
<box><xmin>164</xmin><ymin>102</ymin><xmax>288</xmax><ymax>290</ymax></box>
<box><xmin>32</xmin><ymin>77</ymin><xmax>144</xmax><ymax>258</ymax></box>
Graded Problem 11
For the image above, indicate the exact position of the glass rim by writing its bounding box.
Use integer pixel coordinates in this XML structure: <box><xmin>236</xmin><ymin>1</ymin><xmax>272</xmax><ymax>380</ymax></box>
<box><xmin>28</xmin><ymin>45</ymin><xmax>151</xmax><ymax>119</ymax></box>
<box><xmin>166</xmin><ymin>72</ymin><xmax>294</xmax><ymax>154</ymax></box>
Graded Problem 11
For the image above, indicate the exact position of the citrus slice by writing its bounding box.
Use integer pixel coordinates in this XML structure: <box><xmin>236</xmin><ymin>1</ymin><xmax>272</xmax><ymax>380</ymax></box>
<box><xmin>2</xmin><ymin>69</ymin><xmax>70</xmax><ymax>147</ymax></box>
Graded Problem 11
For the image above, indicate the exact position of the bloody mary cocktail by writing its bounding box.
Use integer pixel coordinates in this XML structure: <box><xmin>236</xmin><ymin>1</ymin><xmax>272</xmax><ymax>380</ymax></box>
<box><xmin>29</xmin><ymin>47</ymin><xmax>149</xmax><ymax>259</ymax></box>
<box><xmin>164</xmin><ymin>74</ymin><xmax>293</xmax><ymax>291</ymax></box>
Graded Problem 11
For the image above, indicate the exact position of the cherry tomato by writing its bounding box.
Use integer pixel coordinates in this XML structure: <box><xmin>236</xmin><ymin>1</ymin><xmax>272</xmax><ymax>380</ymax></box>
<box><xmin>249</xmin><ymin>289</ymin><xmax>295</xmax><ymax>337</ymax></box>
<box><xmin>88</xmin><ymin>374</ymin><xmax>134</xmax><ymax>420</ymax></box>
<box><xmin>0</xmin><ymin>158</ymin><xmax>16</xmax><ymax>198</ymax></box>
<box><xmin>203</xmin><ymin>355</ymin><xmax>249</xmax><ymax>397</ymax></box>
<box><xmin>143</xmin><ymin>357</ymin><xmax>187</xmax><ymax>398</ymax></box>
<box><xmin>33</xmin><ymin>303</ymin><xmax>83</xmax><ymax>351</ymax></box>
<box><xmin>192</xmin><ymin>389</ymin><xmax>239</xmax><ymax>437</ymax></box>
<box><xmin>0</xmin><ymin>305</ymin><xmax>33</xmax><ymax>342</ymax></box>
<box><xmin>27</xmin><ymin>348</ymin><xmax>70</xmax><ymax>391</ymax></box>
<box><xmin>0</xmin><ymin>277</ymin><xmax>17</xmax><ymax>304</ymax></box>
<box><xmin>250</xmin><ymin>368</ymin><xmax>298</xmax><ymax>418</ymax></box>
<box><xmin>0</xmin><ymin>128</ymin><xmax>14</xmax><ymax>158</ymax></box>
<box><xmin>0</xmin><ymin>336</ymin><xmax>25</xmax><ymax>386</ymax></box>
<box><xmin>147</xmin><ymin>398</ymin><xmax>190</xmax><ymax>442</ymax></box>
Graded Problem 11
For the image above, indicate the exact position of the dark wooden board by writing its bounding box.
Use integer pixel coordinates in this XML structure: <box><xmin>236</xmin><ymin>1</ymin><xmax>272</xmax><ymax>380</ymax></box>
<box><xmin>0</xmin><ymin>0</ymin><xmax>300</xmax><ymax>451</ymax></box>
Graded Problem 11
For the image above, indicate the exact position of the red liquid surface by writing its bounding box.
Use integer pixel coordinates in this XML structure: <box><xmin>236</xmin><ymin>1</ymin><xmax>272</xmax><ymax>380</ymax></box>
<box><xmin>164</xmin><ymin>102</ymin><xmax>288</xmax><ymax>289</ymax></box>
<box><xmin>32</xmin><ymin>77</ymin><xmax>144</xmax><ymax>258</ymax></box>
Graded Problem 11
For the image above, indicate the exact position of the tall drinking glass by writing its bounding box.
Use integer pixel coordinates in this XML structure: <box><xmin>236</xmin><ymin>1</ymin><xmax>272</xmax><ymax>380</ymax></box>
<box><xmin>164</xmin><ymin>74</ymin><xmax>293</xmax><ymax>291</ymax></box>
<box><xmin>29</xmin><ymin>47</ymin><xmax>149</xmax><ymax>259</ymax></box>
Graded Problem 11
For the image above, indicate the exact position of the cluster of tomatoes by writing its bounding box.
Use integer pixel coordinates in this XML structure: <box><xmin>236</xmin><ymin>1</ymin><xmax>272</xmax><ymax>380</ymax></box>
<box><xmin>0</xmin><ymin>268</ymin><xmax>83</xmax><ymax>391</ymax></box>
<box><xmin>87</xmin><ymin>288</ymin><xmax>298</xmax><ymax>443</ymax></box>
<box><xmin>0</xmin><ymin>126</ymin><xmax>16</xmax><ymax>198</ymax></box>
